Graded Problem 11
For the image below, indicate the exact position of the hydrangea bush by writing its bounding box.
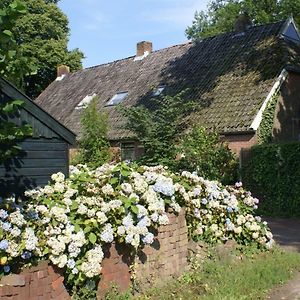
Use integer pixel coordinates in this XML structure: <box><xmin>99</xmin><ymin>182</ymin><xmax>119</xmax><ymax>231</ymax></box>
<box><xmin>0</xmin><ymin>162</ymin><xmax>274</xmax><ymax>292</ymax></box>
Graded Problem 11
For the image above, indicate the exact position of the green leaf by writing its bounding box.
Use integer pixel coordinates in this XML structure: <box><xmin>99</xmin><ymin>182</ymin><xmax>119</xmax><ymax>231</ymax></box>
<box><xmin>130</xmin><ymin>205</ymin><xmax>138</xmax><ymax>214</ymax></box>
<box><xmin>71</xmin><ymin>202</ymin><xmax>78</xmax><ymax>210</ymax></box>
<box><xmin>2</xmin><ymin>30</ymin><xmax>13</xmax><ymax>37</ymax></box>
<box><xmin>121</xmin><ymin>169</ymin><xmax>130</xmax><ymax>177</ymax></box>
<box><xmin>74</xmin><ymin>224</ymin><xmax>81</xmax><ymax>233</ymax></box>
<box><xmin>84</xmin><ymin>226</ymin><xmax>91</xmax><ymax>233</ymax></box>
<box><xmin>89</xmin><ymin>232</ymin><xmax>97</xmax><ymax>244</ymax></box>
<box><xmin>109</xmin><ymin>177</ymin><xmax>118</xmax><ymax>185</ymax></box>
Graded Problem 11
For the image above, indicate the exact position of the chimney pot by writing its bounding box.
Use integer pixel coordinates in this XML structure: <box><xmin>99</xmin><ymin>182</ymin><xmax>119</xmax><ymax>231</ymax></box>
<box><xmin>136</xmin><ymin>41</ymin><xmax>152</xmax><ymax>57</ymax></box>
<box><xmin>57</xmin><ymin>65</ymin><xmax>70</xmax><ymax>78</ymax></box>
<box><xmin>234</xmin><ymin>13</ymin><xmax>252</xmax><ymax>32</ymax></box>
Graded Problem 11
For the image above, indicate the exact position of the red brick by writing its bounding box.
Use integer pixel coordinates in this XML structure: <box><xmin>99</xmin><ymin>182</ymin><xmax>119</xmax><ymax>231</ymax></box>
<box><xmin>51</xmin><ymin>277</ymin><xmax>64</xmax><ymax>291</ymax></box>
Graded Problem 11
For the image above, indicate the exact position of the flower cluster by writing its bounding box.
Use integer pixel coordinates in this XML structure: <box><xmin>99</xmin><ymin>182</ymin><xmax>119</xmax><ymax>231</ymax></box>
<box><xmin>0</xmin><ymin>163</ymin><xmax>274</xmax><ymax>289</ymax></box>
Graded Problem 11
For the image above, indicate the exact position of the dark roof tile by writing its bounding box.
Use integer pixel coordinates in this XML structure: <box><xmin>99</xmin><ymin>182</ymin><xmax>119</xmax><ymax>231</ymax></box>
<box><xmin>36</xmin><ymin>19</ymin><xmax>300</xmax><ymax>139</ymax></box>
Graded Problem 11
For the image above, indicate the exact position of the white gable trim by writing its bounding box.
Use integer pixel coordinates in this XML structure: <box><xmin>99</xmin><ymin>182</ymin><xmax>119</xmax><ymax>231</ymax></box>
<box><xmin>250</xmin><ymin>69</ymin><xmax>288</xmax><ymax>130</ymax></box>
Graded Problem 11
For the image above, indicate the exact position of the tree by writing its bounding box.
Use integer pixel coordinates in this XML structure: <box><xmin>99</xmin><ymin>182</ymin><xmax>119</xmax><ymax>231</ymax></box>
<box><xmin>122</xmin><ymin>91</ymin><xmax>196</xmax><ymax>169</ymax></box>
<box><xmin>176</xmin><ymin>126</ymin><xmax>238</xmax><ymax>184</ymax></box>
<box><xmin>1</xmin><ymin>0</ymin><xmax>84</xmax><ymax>98</ymax></box>
<box><xmin>0</xmin><ymin>1</ymin><xmax>32</xmax><ymax>163</ymax></box>
<box><xmin>186</xmin><ymin>0</ymin><xmax>300</xmax><ymax>40</ymax></box>
<box><xmin>76</xmin><ymin>97</ymin><xmax>111</xmax><ymax>169</ymax></box>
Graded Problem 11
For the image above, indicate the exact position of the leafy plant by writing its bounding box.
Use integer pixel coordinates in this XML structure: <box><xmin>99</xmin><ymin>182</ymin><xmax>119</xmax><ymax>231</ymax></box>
<box><xmin>177</xmin><ymin>126</ymin><xmax>238</xmax><ymax>184</ymax></box>
<box><xmin>122</xmin><ymin>91</ymin><xmax>196</xmax><ymax>169</ymax></box>
<box><xmin>0</xmin><ymin>1</ymin><xmax>32</xmax><ymax>163</ymax></box>
<box><xmin>0</xmin><ymin>0</ymin><xmax>84</xmax><ymax>98</ymax></box>
<box><xmin>186</xmin><ymin>0</ymin><xmax>300</xmax><ymax>40</ymax></box>
<box><xmin>76</xmin><ymin>96</ymin><xmax>111</xmax><ymax>169</ymax></box>
<box><xmin>0</xmin><ymin>99</ymin><xmax>32</xmax><ymax>163</ymax></box>
<box><xmin>242</xmin><ymin>142</ymin><xmax>300</xmax><ymax>217</ymax></box>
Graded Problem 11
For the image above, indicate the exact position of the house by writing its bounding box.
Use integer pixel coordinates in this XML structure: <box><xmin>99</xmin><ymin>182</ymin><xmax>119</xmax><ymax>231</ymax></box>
<box><xmin>35</xmin><ymin>16</ymin><xmax>300</xmax><ymax>161</ymax></box>
<box><xmin>0</xmin><ymin>77</ymin><xmax>76</xmax><ymax>197</ymax></box>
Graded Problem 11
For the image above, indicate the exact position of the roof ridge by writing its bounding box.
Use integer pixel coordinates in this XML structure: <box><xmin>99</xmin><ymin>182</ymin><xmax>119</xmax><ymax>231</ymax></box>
<box><xmin>78</xmin><ymin>19</ymin><xmax>286</xmax><ymax>73</ymax></box>
<box><xmin>77</xmin><ymin>41</ymin><xmax>193</xmax><ymax>73</ymax></box>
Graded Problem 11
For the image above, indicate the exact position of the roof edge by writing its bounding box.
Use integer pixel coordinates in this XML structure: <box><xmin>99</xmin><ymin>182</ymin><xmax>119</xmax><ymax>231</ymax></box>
<box><xmin>0</xmin><ymin>77</ymin><xmax>76</xmax><ymax>145</ymax></box>
<box><xmin>250</xmin><ymin>68</ymin><xmax>288</xmax><ymax>131</ymax></box>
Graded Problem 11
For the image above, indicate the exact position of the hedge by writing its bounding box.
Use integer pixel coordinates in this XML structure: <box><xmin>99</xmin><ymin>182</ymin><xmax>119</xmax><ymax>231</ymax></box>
<box><xmin>242</xmin><ymin>142</ymin><xmax>300</xmax><ymax>218</ymax></box>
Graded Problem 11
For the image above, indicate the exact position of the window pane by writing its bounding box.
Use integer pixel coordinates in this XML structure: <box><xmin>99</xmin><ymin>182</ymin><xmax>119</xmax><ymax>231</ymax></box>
<box><xmin>107</xmin><ymin>92</ymin><xmax>128</xmax><ymax>106</ymax></box>
<box><xmin>121</xmin><ymin>143</ymin><xmax>135</xmax><ymax>161</ymax></box>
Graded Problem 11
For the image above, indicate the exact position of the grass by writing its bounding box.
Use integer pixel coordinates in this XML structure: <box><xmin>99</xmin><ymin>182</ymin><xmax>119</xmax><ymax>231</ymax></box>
<box><xmin>104</xmin><ymin>246</ymin><xmax>300</xmax><ymax>300</ymax></box>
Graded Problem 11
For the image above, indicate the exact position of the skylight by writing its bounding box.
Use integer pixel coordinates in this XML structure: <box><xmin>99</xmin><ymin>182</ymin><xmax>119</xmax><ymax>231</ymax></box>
<box><xmin>106</xmin><ymin>92</ymin><xmax>128</xmax><ymax>106</ymax></box>
<box><xmin>75</xmin><ymin>93</ymin><xmax>97</xmax><ymax>110</ymax></box>
<box><xmin>153</xmin><ymin>85</ymin><xmax>165</xmax><ymax>96</ymax></box>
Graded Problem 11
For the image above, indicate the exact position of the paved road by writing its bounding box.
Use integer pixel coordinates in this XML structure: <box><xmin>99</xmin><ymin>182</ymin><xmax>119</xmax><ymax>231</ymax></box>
<box><xmin>265</xmin><ymin>218</ymin><xmax>300</xmax><ymax>253</ymax></box>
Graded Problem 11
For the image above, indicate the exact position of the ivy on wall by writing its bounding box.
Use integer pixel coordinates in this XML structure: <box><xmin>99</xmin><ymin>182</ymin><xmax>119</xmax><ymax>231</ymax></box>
<box><xmin>257</xmin><ymin>92</ymin><xmax>279</xmax><ymax>144</ymax></box>
<box><xmin>242</xmin><ymin>142</ymin><xmax>300</xmax><ymax>217</ymax></box>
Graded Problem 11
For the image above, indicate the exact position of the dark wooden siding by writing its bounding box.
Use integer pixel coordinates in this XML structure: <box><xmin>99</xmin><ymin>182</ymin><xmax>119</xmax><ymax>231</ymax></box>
<box><xmin>0</xmin><ymin>138</ymin><xmax>69</xmax><ymax>197</ymax></box>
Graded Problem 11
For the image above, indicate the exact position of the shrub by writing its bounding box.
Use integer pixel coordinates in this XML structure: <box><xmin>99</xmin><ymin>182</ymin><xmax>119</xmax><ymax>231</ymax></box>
<box><xmin>0</xmin><ymin>163</ymin><xmax>273</xmax><ymax>294</ymax></box>
<box><xmin>121</xmin><ymin>91</ymin><xmax>196</xmax><ymax>169</ymax></box>
<box><xmin>76</xmin><ymin>96</ymin><xmax>110</xmax><ymax>168</ymax></box>
<box><xmin>177</xmin><ymin>126</ymin><xmax>238</xmax><ymax>184</ymax></box>
<box><xmin>242</xmin><ymin>142</ymin><xmax>300</xmax><ymax>217</ymax></box>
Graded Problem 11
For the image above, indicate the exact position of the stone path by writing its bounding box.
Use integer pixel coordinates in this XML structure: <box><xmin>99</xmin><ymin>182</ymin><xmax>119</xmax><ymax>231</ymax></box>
<box><xmin>264</xmin><ymin>217</ymin><xmax>300</xmax><ymax>300</ymax></box>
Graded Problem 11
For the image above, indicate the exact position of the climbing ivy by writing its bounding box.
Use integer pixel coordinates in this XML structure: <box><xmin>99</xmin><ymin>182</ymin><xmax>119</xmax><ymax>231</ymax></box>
<box><xmin>242</xmin><ymin>142</ymin><xmax>300</xmax><ymax>217</ymax></box>
<box><xmin>257</xmin><ymin>92</ymin><xmax>279</xmax><ymax>144</ymax></box>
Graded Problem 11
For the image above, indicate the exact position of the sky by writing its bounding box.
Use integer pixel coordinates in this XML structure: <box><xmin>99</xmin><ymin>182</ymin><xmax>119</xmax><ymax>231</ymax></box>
<box><xmin>58</xmin><ymin>0</ymin><xmax>210</xmax><ymax>68</ymax></box>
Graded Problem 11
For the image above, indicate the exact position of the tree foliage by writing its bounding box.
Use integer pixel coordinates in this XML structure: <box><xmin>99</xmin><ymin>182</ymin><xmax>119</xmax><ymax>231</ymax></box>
<box><xmin>186</xmin><ymin>0</ymin><xmax>300</xmax><ymax>40</ymax></box>
<box><xmin>76</xmin><ymin>97</ymin><xmax>111</xmax><ymax>169</ymax></box>
<box><xmin>0</xmin><ymin>0</ymin><xmax>84</xmax><ymax>98</ymax></box>
<box><xmin>122</xmin><ymin>91</ymin><xmax>195</xmax><ymax>168</ymax></box>
<box><xmin>0</xmin><ymin>1</ymin><xmax>32</xmax><ymax>163</ymax></box>
<box><xmin>177</xmin><ymin>126</ymin><xmax>238</xmax><ymax>184</ymax></box>
<box><xmin>123</xmin><ymin>93</ymin><xmax>237</xmax><ymax>183</ymax></box>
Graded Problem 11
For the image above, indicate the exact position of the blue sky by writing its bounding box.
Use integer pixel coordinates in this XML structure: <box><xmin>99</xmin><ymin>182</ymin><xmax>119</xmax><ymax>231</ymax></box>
<box><xmin>58</xmin><ymin>0</ymin><xmax>210</xmax><ymax>68</ymax></box>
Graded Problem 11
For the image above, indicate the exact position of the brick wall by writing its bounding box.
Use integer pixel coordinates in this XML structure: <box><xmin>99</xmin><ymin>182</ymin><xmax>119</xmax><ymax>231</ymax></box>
<box><xmin>222</xmin><ymin>133</ymin><xmax>257</xmax><ymax>156</ymax></box>
<box><xmin>273</xmin><ymin>71</ymin><xmax>300</xmax><ymax>142</ymax></box>
<box><xmin>0</xmin><ymin>210</ymin><xmax>189</xmax><ymax>299</ymax></box>
<box><xmin>98</xmin><ymin>209</ymin><xmax>188</xmax><ymax>298</ymax></box>
<box><xmin>0</xmin><ymin>261</ymin><xmax>70</xmax><ymax>300</ymax></box>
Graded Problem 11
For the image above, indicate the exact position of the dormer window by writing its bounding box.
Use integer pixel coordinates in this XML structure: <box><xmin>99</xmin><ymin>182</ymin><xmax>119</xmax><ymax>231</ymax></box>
<box><xmin>106</xmin><ymin>92</ymin><xmax>128</xmax><ymax>106</ymax></box>
<box><xmin>153</xmin><ymin>85</ymin><xmax>165</xmax><ymax>96</ymax></box>
<box><xmin>75</xmin><ymin>93</ymin><xmax>97</xmax><ymax>110</ymax></box>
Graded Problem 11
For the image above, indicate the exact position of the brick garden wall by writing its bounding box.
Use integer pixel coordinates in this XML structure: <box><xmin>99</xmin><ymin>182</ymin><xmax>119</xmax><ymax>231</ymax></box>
<box><xmin>0</xmin><ymin>210</ymin><xmax>189</xmax><ymax>299</ymax></box>
<box><xmin>98</xmin><ymin>209</ymin><xmax>189</xmax><ymax>298</ymax></box>
<box><xmin>0</xmin><ymin>261</ymin><xmax>70</xmax><ymax>300</ymax></box>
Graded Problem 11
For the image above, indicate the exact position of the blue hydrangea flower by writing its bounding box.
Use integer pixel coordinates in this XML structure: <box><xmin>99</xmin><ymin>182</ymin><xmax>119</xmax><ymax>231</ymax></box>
<box><xmin>21</xmin><ymin>251</ymin><xmax>32</xmax><ymax>260</ymax></box>
<box><xmin>0</xmin><ymin>209</ymin><xmax>8</xmax><ymax>220</ymax></box>
<box><xmin>153</xmin><ymin>177</ymin><xmax>175</xmax><ymax>197</ymax></box>
<box><xmin>201</xmin><ymin>198</ymin><xmax>208</xmax><ymax>205</ymax></box>
<box><xmin>2</xmin><ymin>222</ymin><xmax>12</xmax><ymax>232</ymax></box>
<box><xmin>67</xmin><ymin>259</ymin><xmax>76</xmax><ymax>269</ymax></box>
<box><xmin>227</xmin><ymin>207</ymin><xmax>233</xmax><ymax>213</ymax></box>
<box><xmin>0</xmin><ymin>240</ymin><xmax>9</xmax><ymax>251</ymax></box>
<box><xmin>3</xmin><ymin>265</ymin><xmax>10</xmax><ymax>273</ymax></box>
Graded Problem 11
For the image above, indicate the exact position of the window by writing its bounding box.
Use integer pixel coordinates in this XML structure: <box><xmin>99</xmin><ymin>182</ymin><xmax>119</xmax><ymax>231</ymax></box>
<box><xmin>121</xmin><ymin>142</ymin><xmax>135</xmax><ymax>161</ymax></box>
<box><xmin>75</xmin><ymin>93</ymin><xmax>97</xmax><ymax>110</ymax></box>
<box><xmin>153</xmin><ymin>85</ymin><xmax>165</xmax><ymax>96</ymax></box>
<box><xmin>106</xmin><ymin>92</ymin><xmax>128</xmax><ymax>106</ymax></box>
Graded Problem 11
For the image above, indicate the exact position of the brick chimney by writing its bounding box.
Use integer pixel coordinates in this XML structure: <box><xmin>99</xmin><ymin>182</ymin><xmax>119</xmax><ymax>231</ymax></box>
<box><xmin>136</xmin><ymin>41</ymin><xmax>152</xmax><ymax>57</ymax></box>
<box><xmin>234</xmin><ymin>13</ymin><xmax>252</xmax><ymax>32</ymax></box>
<box><xmin>57</xmin><ymin>65</ymin><xmax>70</xmax><ymax>78</ymax></box>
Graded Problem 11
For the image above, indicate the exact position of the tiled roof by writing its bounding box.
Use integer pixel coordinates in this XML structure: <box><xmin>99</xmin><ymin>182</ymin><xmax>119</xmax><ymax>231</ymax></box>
<box><xmin>36</xmin><ymin>19</ymin><xmax>300</xmax><ymax>140</ymax></box>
